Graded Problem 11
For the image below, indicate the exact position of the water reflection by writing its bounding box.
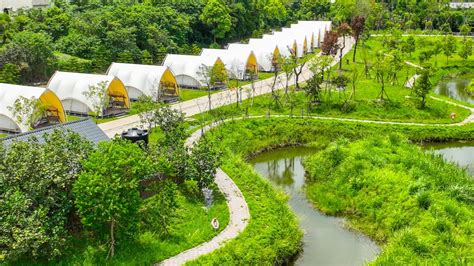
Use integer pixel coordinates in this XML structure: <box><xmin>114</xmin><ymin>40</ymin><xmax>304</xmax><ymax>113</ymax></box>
<box><xmin>434</xmin><ymin>76</ymin><xmax>473</xmax><ymax>104</ymax></box>
<box><xmin>422</xmin><ymin>142</ymin><xmax>474</xmax><ymax>176</ymax></box>
<box><xmin>250</xmin><ymin>147</ymin><xmax>380</xmax><ymax>266</ymax></box>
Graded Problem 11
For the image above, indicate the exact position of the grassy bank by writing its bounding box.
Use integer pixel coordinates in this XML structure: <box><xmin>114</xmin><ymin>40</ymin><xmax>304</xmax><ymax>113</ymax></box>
<box><xmin>183</xmin><ymin>116</ymin><xmax>473</xmax><ymax>264</ymax></box>
<box><xmin>304</xmin><ymin>136</ymin><xmax>473</xmax><ymax>264</ymax></box>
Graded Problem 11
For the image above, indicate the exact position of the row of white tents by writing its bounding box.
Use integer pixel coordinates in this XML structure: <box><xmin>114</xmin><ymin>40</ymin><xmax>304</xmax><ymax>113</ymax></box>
<box><xmin>0</xmin><ymin>20</ymin><xmax>331</xmax><ymax>133</ymax></box>
<box><xmin>163</xmin><ymin>20</ymin><xmax>331</xmax><ymax>88</ymax></box>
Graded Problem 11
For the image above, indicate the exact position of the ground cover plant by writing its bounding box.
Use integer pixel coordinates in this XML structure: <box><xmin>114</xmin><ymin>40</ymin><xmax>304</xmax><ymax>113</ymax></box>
<box><xmin>304</xmin><ymin>135</ymin><xmax>474</xmax><ymax>264</ymax></box>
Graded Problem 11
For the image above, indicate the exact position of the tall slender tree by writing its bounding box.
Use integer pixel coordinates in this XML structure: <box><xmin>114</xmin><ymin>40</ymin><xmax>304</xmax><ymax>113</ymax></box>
<box><xmin>351</xmin><ymin>16</ymin><xmax>366</xmax><ymax>62</ymax></box>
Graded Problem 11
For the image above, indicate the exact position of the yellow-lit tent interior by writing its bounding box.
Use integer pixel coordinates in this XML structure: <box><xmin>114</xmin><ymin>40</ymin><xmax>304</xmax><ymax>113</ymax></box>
<box><xmin>47</xmin><ymin>71</ymin><xmax>130</xmax><ymax>117</ymax></box>
<box><xmin>0</xmin><ymin>84</ymin><xmax>66</xmax><ymax>133</ymax></box>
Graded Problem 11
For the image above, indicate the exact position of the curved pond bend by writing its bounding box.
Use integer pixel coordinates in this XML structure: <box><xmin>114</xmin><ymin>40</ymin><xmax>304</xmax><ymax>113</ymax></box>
<box><xmin>422</xmin><ymin>142</ymin><xmax>474</xmax><ymax>176</ymax></box>
<box><xmin>434</xmin><ymin>75</ymin><xmax>473</xmax><ymax>104</ymax></box>
<box><xmin>250</xmin><ymin>147</ymin><xmax>380</xmax><ymax>266</ymax></box>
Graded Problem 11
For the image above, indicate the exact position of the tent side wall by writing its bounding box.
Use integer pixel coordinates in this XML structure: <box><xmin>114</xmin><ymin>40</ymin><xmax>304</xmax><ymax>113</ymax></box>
<box><xmin>0</xmin><ymin>115</ymin><xmax>20</xmax><ymax>133</ymax></box>
<box><xmin>61</xmin><ymin>99</ymin><xmax>91</xmax><ymax>115</ymax></box>
<box><xmin>176</xmin><ymin>75</ymin><xmax>202</xmax><ymax>88</ymax></box>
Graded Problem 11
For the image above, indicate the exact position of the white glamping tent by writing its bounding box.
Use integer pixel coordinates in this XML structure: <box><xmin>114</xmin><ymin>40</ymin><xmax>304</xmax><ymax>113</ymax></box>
<box><xmin>280</xmin><ymin>28</ymin><xmax>306</xmax><ymax>57</ymax></box>
<box><xmin>228</xmin><ymin>42</ymin><xmax>280</xmax><ymax>72</ymax></box>
<box><xmin>162</xmin><ymin>54</ymin><xmax>228</xmax><ymax>88</ymax></box>
<box><xmin>295</xmin><ymin>21</ymin><xmax>332</xmax><ymax>47</ymax></box>
<box><xmin>264</xmin><ymin>31</ymin><xmax>298</xmax><ymax>58</ymax></box>
<box><xmin>0</xmin><ymin>84</ymin><xmax>66</xmax><ymax>133</ymax></box>
<box><xmin>47</xmin><ymin>72</ymin><xmax>130</xmax><ymax>117</ymax></box>
<box><xmin>200</xmin><ymin>48</ymin><xmax>258</xmax><ymax>80</ymax></box>
<box><xmin>107</xmin><ymin>63</ymin><xmax>179</xmax><ymax>100</ymax></box>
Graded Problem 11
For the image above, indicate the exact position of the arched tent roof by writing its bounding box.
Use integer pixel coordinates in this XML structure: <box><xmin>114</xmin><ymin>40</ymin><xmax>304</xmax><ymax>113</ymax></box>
<box><xmin>47</xmin><ymin>72</ymin><xmax>130</xmax><ymax>116</ymax></box>
<box><xmin>258</xmin><ymin>34</ymin><xmax>292</xmax><ymax>58</ymax></box>
<box><xmin>200</xmin><ymin>48</ymin><xmax>258</xmax><ymax>80</ymax></box>
<box><xmin>162</xmin><ymin>54</ymin><xmax>226</xmax><ymax>88</ymax></box>
<box><xmin>280</xmin><ymin>28</ymin><xmax>306</xmax><ymax>57</ymax></box>
<box><xmin>290</xmin><ymin>23</ymin><xmax>318</xmax><ymax>50</ymax></box>
<box><xmin>228</xmin><ymin>43</ymin><xmax>280</xmax><ymax>72</ymax></box>
<box><xmin>0</xmin><ymin>84</ymin><xmax>66</xmax><ymax>133</ymax></box>
<box><xmin>263</xmin><ymin>31</ymin><xmax>298</xmax><ymax>58</ymax></box>
<box><xmin>106</xmin><ymin>63</ymin><xmax>178</xmax><ymax>100</ymax></box>
<box><xmin>295</xmin><ymin>21</ymin><xmax>332</xmax><ymax>47</ymax></box>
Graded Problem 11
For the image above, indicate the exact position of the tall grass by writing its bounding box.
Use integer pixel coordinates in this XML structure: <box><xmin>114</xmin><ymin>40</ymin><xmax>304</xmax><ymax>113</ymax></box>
<box><xmin>304</xmin><ymin>135</ymin><xmax>473</xmax><ymax>264</ymax></box>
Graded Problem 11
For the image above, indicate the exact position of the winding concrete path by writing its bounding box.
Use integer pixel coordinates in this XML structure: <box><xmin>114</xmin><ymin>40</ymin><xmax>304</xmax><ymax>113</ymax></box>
<box><xmin>158</xmin><ymin>122</ymin><xmax>250</xmax><ymax>266</ymax></box>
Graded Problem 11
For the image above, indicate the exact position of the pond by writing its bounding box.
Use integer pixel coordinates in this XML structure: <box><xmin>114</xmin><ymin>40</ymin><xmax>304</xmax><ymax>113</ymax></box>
<box><xmin>434</xmin><ymin>75</ymin><xmax>473</xmax><ymax>104</ymax></box>
<box><xmin>249</xmin><ymin>147</ymin><xmax>380</xmax><ymax>266</ymax></box>
<box><xmin>422</xmin><ymin>141</ymin><xmax>474</xmax><ymax>176</ymax></box>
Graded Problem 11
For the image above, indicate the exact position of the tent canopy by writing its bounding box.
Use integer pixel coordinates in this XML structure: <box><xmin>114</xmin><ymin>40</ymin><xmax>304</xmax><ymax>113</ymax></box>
<box><xmin>107</xmin><ymin>63</ymin><xmax>178</xmax><ymax>100</ymax></box>
<box><xmin>162</xmin><ymin>54</ymin><xmax>227</xmax><ymax>88</ymax></box>
<box><xmin>0</xmin><ymin>84</ymin><xmax>66</xmax><ymax>133</ymax></box>
<box><xmin>295</xmin><ymin>21</ymin><xmax>332</xmax><ymax>47</ymax></box>
<box><xmin>200</xmin><ymin>48</ymin><xmax>258</xmax><ymax>80</ymax></box>
<box><xmin>228</xmin><ymin>42</ymin><xmax>280</xmax><ymax>72</ymax></box>
<box><xmin>47</xmin><ymin>71</ymin><xmax>130</xmax><ymax>116</ymax></box>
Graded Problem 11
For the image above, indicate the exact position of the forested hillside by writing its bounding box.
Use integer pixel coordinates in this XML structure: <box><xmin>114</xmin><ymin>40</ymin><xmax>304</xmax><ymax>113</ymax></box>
<box><xmin>0</xmin><ymin>0</ymin><xmax>471</xmax><ymax>83</ymax></box>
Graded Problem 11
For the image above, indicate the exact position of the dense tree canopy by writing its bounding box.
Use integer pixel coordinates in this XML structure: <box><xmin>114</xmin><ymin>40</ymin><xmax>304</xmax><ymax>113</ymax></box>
<box><xmin>0</xmin><ymin>0</ymin><xmax>469</xmax><ymax>83</ymax></box>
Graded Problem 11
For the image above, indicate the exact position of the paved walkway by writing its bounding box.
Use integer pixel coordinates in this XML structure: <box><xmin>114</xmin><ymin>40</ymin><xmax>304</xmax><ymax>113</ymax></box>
<box><xmin>159</xmin><ymin>122</ymin><xmax>250</xmax><ymax>266</ymax></box>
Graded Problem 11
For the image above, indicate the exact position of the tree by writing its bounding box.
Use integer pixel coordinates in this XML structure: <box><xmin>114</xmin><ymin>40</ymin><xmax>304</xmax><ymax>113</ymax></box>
<box><xmin>460</xmin><ymin>24</ymin><xmax>471</xmax><ymax>37</ymax></box>
<box><xmin>82</xmin><ymin>81</ymin><xmax>110</xmax><ymax>121</ymax></box>
<box><xmin>351</xmin><ymin>16</ymin><xmax>366</xmax><ymax>62</ymax></box>
<box><xmin>0</xmin><ymin>31</ymin><xmax>54</xmax><ymax>82</ymax></box>
<box><xmin>200</xmin><ymin>0</ymin><xmax>232</xmax><ymax>42</ymax></box>
<box><xmin>459</xmin><ymin>38</ymin><xmax>472</xmax><ymax>62</ymax></box>
<box><xmin>0</xmin><ymin>63</ymin><xmax>20</xmax><ymax>84</ymax></box>
<box><xmin>293</xmin><ymin>54</ymin><xmax>314</xmax><ymax>91</ymax></box>
<box><xmin>278</xmin><ymin>56</ymin><xmax>296</xmax><ymax>96</ymax></box>
<box><xmin>413</xmin><ymin>67</ymin><xmax>432</xmax><ymax>108</ymax></box>
<box><xmin>443</xmin><ymin>35</ymin><xmax>456</xmax><ymax>65</ymax></box>
<box><xmin>298</xmin><ymin>0</ymin><xmax>331</xmax><ymax>20</ymax></box>
<box><xmin>190</xmin><ymin>138</ymin><xmax>222</xmax><ymax>189</ymax></box>
<box><xmin>141</xmin><ymin>50</ymin><xmax>153</xmax><ymax>64</ymax></box>
<box><xmin>140</xmin><ymin>179</ymin><xmax>178</xmax><ymax>235</ymax></box>
<box><xmin>135</xmin><ymin>95</ymin><xmax>161</xmax><ymax>132</ymax></box>
<box><xmin>401</xmin><ymin>36</ymin><xmax>416</xmax><ymax>57</ymax></box>
<box><xmin>321</xmin><ymin>31</ymin><xmax>339</xmax><ymax>57</ymax></box>
<box><xmin>337</xmin><ymin>23</ymin><xmax>352</xmax><ymax>70</ymax></box>
<box><xmin>373</xmin><ymin>51</ymin><xmax>392</xmax><ymax>101</ymax></box>
<box><xmin>1</xmin><ymin>130</ymin><xmax>92</xmax><ymax>261</ymax></box>
<box><xmin>198</xmin><ymin>63</ymin><xmax>227</xmax><ymax>111</ymax></box>
<box><xmin>74</xmin><ymin>140</ymin><xmax>152</xmax><ymax>259</ymax></box>
<box><xmin>117</xmin><ymin>50</ymin><xmax>134</xmax><ymax>63</ymax></box>
<box><xmin>304</xmin><ymin>74</ymin><xmax>323</xmax><ymax>109</ymax></box>
<box><xmin>263</xmin><ymin>0</ymin><xmax>288</xmax><ymax>26</ymax></box>
<box><xmin>7</xmin><ymin>96</ymin><xmax>46</xmax><ymax>130</ymax></box>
